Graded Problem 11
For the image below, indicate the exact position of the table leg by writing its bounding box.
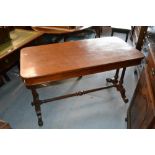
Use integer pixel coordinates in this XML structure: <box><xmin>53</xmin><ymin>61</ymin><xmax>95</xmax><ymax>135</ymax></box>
<box><xmin>106</xmin><ymin>68</ymin><xmax>128</xmax><ymax>103</ymax></box>
<box><xmin>117</xmin><ymin>68</ymin><xmax>128</xmax><ymax>103</ymax></box>
<box><xmin>31</xmin><ymin>88</ymin><xmax>43</xmax><ymax>126</ymax></box>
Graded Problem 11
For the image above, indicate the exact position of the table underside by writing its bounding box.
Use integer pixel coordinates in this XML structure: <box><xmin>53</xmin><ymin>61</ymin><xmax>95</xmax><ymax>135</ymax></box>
<box><xmin>29</xmin><ymin>68</ymin><xmax>128</xmax><ymax>126</ymax></box>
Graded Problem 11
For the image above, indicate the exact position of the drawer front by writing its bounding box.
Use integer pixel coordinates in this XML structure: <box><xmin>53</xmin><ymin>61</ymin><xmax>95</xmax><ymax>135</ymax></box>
<box><xmin>147</xmin><ymin>53</ymin><xmax>155</xmax><ymax>95</ymax></box>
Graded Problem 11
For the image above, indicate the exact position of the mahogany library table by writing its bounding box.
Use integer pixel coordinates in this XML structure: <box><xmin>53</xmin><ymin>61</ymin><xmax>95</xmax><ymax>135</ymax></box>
<box><xmin>20</xmin><ymin>37</ymin><xmax>144</xmax><ymax>126</ymax></box>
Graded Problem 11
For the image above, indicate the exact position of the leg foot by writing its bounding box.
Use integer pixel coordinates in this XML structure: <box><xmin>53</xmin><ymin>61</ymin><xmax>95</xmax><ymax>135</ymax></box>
<box><xmin>125</xmin><ymin>117</ymin><xmax>128</xmax><ymax>122</ymax></box>
<box><xmin>123</xmin><ymin>97</ymin><xmax>129</xmax><ymax>103</ymax></box>
<box><xmin>134</xmin><ymin>69</ymin><xmax>138</xmax><ymax>75</ymax></box>
<box><xmin>116</xmin><ymin>85</ymin><xmax>129</xmax><ymax>103</ymax></box>
<box><xmin>117</xmin><ymin>68</ymin><xmax>129</xmax><ymax>103</ymax></box>
<box><xmin>38</xmin><ymin>118</ymin><xmax>43</xmax><ymax>127</ymax></box>
<box><xmin>31</xmin><ymin>102</ymin><xmax>34</xmax><ymax>106</ymax></box>
<box><xmin>31</xmin><ymin>88</ymin><xmax>43</xmax><ymax>126</ymax></box>
<box><xmin>120</xmin><ymin>87</ymin><xmax>128</xmax><ymax>103</ymax></box>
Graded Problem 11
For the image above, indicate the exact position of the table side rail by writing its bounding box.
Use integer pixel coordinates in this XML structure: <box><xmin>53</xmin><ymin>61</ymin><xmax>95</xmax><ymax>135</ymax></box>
<box><xmin>23</xmin><ymin>58</ymin><xmax>143</xmax><ymax>87</ymax></box>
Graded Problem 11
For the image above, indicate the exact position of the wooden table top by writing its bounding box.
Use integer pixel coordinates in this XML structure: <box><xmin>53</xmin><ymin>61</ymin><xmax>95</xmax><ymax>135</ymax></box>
<box><xmin>20</xmin><ymin>37</ymin><xmax>144</xmax><ymax>86</ymax></box>
<box><xmin>0</xmin><ymin>29</ymin><xmax>43</xmax><ymax>59</ymax></box>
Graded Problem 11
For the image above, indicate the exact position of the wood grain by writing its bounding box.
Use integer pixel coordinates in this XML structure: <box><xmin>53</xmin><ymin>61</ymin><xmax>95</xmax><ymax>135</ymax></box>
<box><xmin>20</xmin><ymin>37</ymin><xmax>144</xmax><ymax>86</ymax></box>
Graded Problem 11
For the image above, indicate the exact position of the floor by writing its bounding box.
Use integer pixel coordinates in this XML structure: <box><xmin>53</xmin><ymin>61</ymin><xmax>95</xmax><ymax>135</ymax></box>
<box><xmin>0</xmin><ymin>28</ymin><xmax>138</xmax><ymax>129</ymax></box>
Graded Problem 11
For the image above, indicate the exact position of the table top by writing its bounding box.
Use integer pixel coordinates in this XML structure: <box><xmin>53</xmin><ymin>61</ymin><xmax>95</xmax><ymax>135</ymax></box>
<box><xmin>20</xmin><ymin>37</ymin><xmax>144</xmax><ymax>86</ymax></box>
<box><xmin>0</xmin><ymin>29</ymin><xmax>43</xmax><ymax>59</ymax></box>
<box><xmin>32</xmin><ymin>26</ymin><xmax>91</xmax><ymax>34</ymax></box>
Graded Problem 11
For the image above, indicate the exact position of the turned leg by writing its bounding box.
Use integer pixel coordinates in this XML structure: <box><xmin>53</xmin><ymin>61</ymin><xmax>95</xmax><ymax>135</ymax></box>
<box><xmin>31</xmin><ymin>88</ymin><xmax>43</xmax><ymax>126</ymax></box>
<box><xmin>117</xmin><ymin>68</ymin><xmax>129</xmax><ymax>103</ymax></box>
<box><xmin>106</xmin><ymin>68</ymin><xmax>128</xmax><ymax>103</ymax></box>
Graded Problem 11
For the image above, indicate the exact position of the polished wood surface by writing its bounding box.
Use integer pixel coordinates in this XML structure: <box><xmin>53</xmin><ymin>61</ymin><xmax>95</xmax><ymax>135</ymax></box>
<box><xmin>20</xmin><ymin>37</ymin><xmax>144</xmax><ymax>86</ymax></box>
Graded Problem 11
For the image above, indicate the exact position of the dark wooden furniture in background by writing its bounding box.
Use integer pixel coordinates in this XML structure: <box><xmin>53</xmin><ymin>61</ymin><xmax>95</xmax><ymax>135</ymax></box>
<box><xmin>32</xmin><ymin>26</ymin><xmax>87</xmax><ymax>34</ymax></box>
<box><xmin>127</xmin><ymin>41</ymin><xmax>155</xmax><ymax>129</ymax></box>
<box><xmin>130</xmin><ymin>26</ymin><xmax>148</xmax><ymax>78</ymax></box>
<box><xmin>93</xmin><ymin>26</ymin><xmax>103</xmax><ymax>38</ymax></box>
<box><xmin>20</xmin><ymin>37</ymin><xmax>144</xmax><ymax>126</ymax></box>
<box><xmin>32</xmin><ymin>26</ymin><xmax>100</xmax><ymax>35</ymax></box>
<box><xmin>111</xmin><ymin>26</ymin><xmax>131</xmax><ymax>42</ymax></box>
<box><xmin>0</xmin><ymin>27</ymin><xmax>11</xmax><ymax>44</ymax></box>
<box><xmin>0</xmin><ymin>28</ymin><xmax>43</xmax><ymax>85</ymax></box>
<box><xmin>32</xmin><ymin>26</ymin><xmax>97</xmax><ymax>42</ymax></box>
<box><xmin>131</xmin><ymin>26</ymin><xmax>148</xmax><ymax>51</ymax></box>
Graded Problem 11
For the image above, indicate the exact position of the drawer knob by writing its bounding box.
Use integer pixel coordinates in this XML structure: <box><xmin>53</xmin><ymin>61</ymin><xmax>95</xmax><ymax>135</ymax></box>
<box><xmin>151</xmin><ymin>68</ymin><xmax>155</xmax><ymax>76</ymax></box>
